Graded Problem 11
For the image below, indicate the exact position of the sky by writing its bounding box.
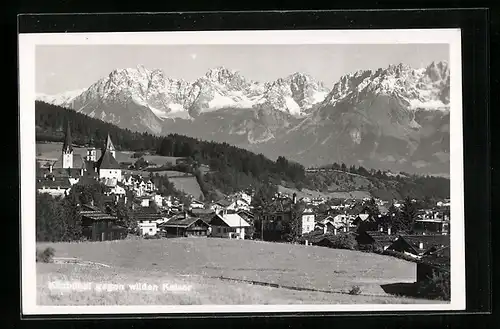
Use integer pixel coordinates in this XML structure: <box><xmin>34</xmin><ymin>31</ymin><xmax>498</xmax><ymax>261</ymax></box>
<box><xmin>36</xmin><ymin>44</ymin><xmax>449</xmax><ymax>95</ymax></box>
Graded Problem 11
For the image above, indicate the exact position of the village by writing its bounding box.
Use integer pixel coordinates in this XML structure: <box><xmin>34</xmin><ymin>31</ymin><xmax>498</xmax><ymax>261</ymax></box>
<box><xmin>35</xmin><ymin>123</ymin><xmax>451</xmax><ymax>288</ymax></box>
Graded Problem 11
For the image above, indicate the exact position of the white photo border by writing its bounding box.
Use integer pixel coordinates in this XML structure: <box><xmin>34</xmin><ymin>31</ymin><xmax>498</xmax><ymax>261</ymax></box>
<box><xmin>19</xmin><ymin>28</ymin><xmax>465</xmax><ymax>315</ymax></box>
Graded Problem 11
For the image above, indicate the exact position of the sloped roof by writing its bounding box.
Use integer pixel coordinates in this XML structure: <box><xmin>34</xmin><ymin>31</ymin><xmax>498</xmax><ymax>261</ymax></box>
<box><xmin>36</xmin><ymin>177</ymin><xmax>72</xmax><ymax>189</ymax></box>
<box><xmin>162</xmin><ymin>217</ymin><xmax>209</xmax><ymax>228</ymax></box>
<box><xmin>420</xmin><ymin>246</ymin><xmax>450</xmax><ymax>269</ymax></box>
<box><xmin>363</xmin><ymin>231</ymin><xmax>398</xmax><ymax>245</ymax></box>
<box><xmin>216</xmin><ymin>213</ymin><xmax>251</xmax><ymax>228</ymax></box>
<box><xmin>96</xmin><ymin>150</ymin><xmax>120</xmax><ymax>170</ymax></box>
<box><xmin>399</xmin><ymin>234</ymin><xmax>450</xmax><ymax>252</ymax></box>
<box><xmin>215</xmin><ymin>199</ymin><xmax>232</xmax><ymax>207</ymax></box>
<box><xmin>80</xmin><ymin>210</ymin><xmax>117</xmax><ymax>221</ymax></box>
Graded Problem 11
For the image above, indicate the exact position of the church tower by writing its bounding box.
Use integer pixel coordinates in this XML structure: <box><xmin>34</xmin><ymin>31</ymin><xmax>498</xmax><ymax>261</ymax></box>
<box><xmin>104</xmin><ymin>133</ymin><xmax>116</xmax><ymax>159</ymax></box>
<box><xmin>62</xmin><ymin>121</ymin><xmax>73</xmax><ymax>169</ymax></box>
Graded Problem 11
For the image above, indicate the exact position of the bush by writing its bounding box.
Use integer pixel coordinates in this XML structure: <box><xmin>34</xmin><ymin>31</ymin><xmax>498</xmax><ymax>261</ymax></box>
<box><xmin>417</xmin><ymin>270</ymin><xmax>450</xmax><ymax>300</ymax></box>
<box><xmin>348</xmin><ymin>285</ymin><xmax>361</xmax><ymax>295</ymax></box>
<box><xmin>144</xmin><ymin>233</ymin><xmax>161</xmax><ymax>239</ymax></box>
<box><xmin>36</xmin><ymin>247</ymin><xmax>55</xmax><ymax>263</ymax></box>
<box><xmin>328</xmin><ymin>233</ymin><xmax>358</xmax><ymax>250</ymax></box>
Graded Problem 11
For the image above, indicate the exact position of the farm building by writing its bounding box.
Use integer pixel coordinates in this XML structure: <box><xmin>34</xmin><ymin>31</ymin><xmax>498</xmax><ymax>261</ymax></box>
<box><xmin>355</xmin><ymin>230</ymin><xmax>398</xmax><ymax>251</ymax></box>
<box><xmin>160</xmin><ymin>214</ymin><xmax>210</xmax><ymax>237</ymax></box>
<box><xmin>416</xmin><ymin>246</ymin><xmax>450</xmax><ymax>283</ymax></box>
<box><xmin>79</xmin><ymin>204</ymin><xmax>127</xmax><ymax>241</ymax></box>
<box><xmin>36</xmin><ymin>177</ymin><xmax>72</xmax><ymax>198</ymax></box>
<box><xmin>207</xmin><ymin>211</ymin><xmax>251</xmax><ymax>239</ymax></box>
<box><xmin>387</xmin><ymin>234</ymin><xmax>450</xmax><ymax>258</ymax></box>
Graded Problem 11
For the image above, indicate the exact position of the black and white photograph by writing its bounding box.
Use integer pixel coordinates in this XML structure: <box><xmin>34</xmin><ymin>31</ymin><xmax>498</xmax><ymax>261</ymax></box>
<box><xmin>19</xmin><ymin>28</ymin><xmax>465</xmax><ymax>314</ymax></box>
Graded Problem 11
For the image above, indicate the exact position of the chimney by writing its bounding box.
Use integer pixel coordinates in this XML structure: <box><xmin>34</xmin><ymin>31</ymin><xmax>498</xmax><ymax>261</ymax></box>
<box><xmin>387</xmin><ymin>227</ymin><xmax>391</xmax><ymax>235</ymax></box>
<box><xmin>80</xmin><ymin>168</ymin><xmax>84</xmax><ymax>176</ymax></box>
<box><xmin>419</xmin><ymin>242</ymin><xmax>424</xmax><ymax>250</ymax></box>
<box><xmin>333</xmin><ymin>227</ymin><xmax>337</xmax><ymax>236</ymax></box>
<box><xmin>343</xmin><ymin>226</ymin><xmax>347</xmax><ymax>233</ymax></box>
<box><xmin>293</xmin><ymin>193</ymin><xmax>297</xmax><ymax>204</ymax></box>
<box><xmin>49</xmin><ymin>164</ymin><xmax>53</xmax><ymax>173</ymax></box>
<box><xmin>323</xmin><ymin>225</ymin><xmax>327</xmax><ymax>235</ymax></box>
<box><xmin>379</xmin><ymin>226</ymin><xmax>384</xmax><ymax>232</ymax></box>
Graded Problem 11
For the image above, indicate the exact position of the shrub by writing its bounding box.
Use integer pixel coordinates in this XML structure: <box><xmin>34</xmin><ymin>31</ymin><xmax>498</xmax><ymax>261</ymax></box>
<box><xmin>329</xmin><ymin>233</ymin><xmax>358</xmax><ymax>250</ymax></box>
<box><xmin>348</xmin><ymin>285</ymin><xmax>361</xmax><ymax>295</ymax></box>
<box><xmin>36</xmin><ymin>247</ymin><xmax>55</xmax><ymax>263</ymax></box>
<box><xmin>144</xmin><ymin>233</ymin><xmax>161</xmax><ymax>240</ymax></box>
<box><xmin>417</xmin><ymin>270</ymin><xmax>450</xmax><ymax>301</ymax></box>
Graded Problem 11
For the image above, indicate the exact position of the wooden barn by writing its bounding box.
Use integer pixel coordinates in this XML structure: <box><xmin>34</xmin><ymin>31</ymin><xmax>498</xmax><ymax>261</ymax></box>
<box><xmin>79</xmin><ymin>204</ymin><xmax>127</xmax><ymax>241</ymax></box>
<box><xmin>160</xmin><ymin>214</ymin><xmax>210</xmax><ymax>238</ymax></box>
<box><xmin>416</xmin><ymin>246</ymin><xmax>450</xmax><ymax>283</ymax></box>
<box><xmin>387</xmin><ymin>234</ymin><xmax>450</xmax><ymax>258</ymax></box>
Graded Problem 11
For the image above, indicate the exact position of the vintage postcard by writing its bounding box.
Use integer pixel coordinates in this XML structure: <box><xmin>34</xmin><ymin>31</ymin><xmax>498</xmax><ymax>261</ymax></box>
<box><xmin>19</xmin><ymin>29</ymin><xmax>465</xmax><ymax>315</ymax></box>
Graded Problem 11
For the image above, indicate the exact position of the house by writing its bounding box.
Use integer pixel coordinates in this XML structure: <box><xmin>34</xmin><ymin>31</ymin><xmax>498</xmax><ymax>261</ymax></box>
<box><xmin>236</xmin><ymin>209</ymin><xmax>254</xmax><ymax>223</ymax></box>
<box><xmin>140</xmin><ymin>197</ymin><xmax>150</xmax><ymax>207</ymax></box>
<box><xmin>227</xmin><ymin>198</ymin><xmax>251</xmax><ymax>212</ymax></box>
<box><xmin>207</xmin><ymin>211</ymin><xmax>251</xmax><ymax>239</ymax></box>
<box><xmin>210</xmin><ymin>199</ymin><xmax>232</xmax><ymax>213</ymax></box>
<box><xmin>414</xmin><ymin>218</ymin><xmax>450</xmax><ymax>235</ymax></box>
<box><xmin>352</xmin><ymin>213</ymin><xmax>378</xmax><ymax>232</ymax></box>
<box><xmin>79</xmin><ymin>204</ymin><xmax>127</xmax><ymax>241</ymax></box>
<box><xmin>355</xmin><ymin>230</ymin><xmax>397</xmax><ymax>251</ymax></box>
<box><xmin>301</xmin><ymin>208</ymin><xmax>315</xmax><ymax>235</ymax></box>
<box><xmin>138</xmin><ymin>221</ymin><xmax>158</xmax><ymax>236</ymax></box>
<box><xmin>387</xmin><ymin>234</ymin><xmax>450</xmax><ymax>259</ymax></box>
<box><xmin>190</xmin><ymin>199</ymin><xmax>205</xmax><ymax>209</ymax></box>
<box><xmin>416</xmin><ymin>246</ymin><xmax>450</xmax><ymax>283</ymax></box>
<box><xmin>106</xmin><ymin>184</ymin><xmax>126</xmax><ymax>196</ymax></box>
<box><xmin>160</xmin><ymin>214</ymin><xmax>210</xmax><ymax>237</ymax></box>
<box><xmin>36</xmin><ymin>177</ymin><xmax>72</xmax><ymax>197</ymax></box>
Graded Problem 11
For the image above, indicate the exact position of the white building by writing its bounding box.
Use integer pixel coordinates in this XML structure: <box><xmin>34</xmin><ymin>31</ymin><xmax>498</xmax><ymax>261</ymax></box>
<box><xmin>209</xmin><ymin>211</ymin><xmax>251</xmax><ymax>239</ymax></box>
<box><xmin>138</xmin><ymin>221</ymin><xmax>158</xmax><ymax>236</ymax></box>
<box><xmin>301</xmin><ymin>208</ymin><xmax>315</xmax><ymax>235</ymax></box>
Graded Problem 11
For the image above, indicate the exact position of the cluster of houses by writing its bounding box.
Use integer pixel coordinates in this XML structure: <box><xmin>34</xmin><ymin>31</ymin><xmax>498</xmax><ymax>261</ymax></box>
<box><xmin>35</xmin><ymin>122</ymin><xmax>451</xmax><ymax>274</ymax></box>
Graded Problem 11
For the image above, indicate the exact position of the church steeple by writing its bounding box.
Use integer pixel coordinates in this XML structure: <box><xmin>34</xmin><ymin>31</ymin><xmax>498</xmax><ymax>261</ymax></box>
<box><xmin>62</xmin><ymin>121</ymin><xmax>73</xmax><ymax>169</ymax></box>
<box><xmin>103</xmin><ymin>133</ymin><xmax>116</xmax><ymax>158</ymax></box>
<box><xmin>62</xmin><ymin>121</ymin><xmax>73</xmax><ymax>154</ymax></box>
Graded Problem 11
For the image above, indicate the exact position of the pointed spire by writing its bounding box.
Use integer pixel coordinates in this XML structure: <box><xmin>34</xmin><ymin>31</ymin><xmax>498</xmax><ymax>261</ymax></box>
<box><xmin>62</xmin><ymin>121</ymin><xmax>73</xmax><ymax>153</ymax></box>
<box><xmin>105</xmin><ymin>133</ymin><xmax>115</xmax><ymax>151</ymax></box>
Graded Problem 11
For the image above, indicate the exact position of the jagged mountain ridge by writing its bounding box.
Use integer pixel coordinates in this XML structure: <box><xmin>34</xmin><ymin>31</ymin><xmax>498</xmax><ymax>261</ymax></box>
<box><xmin>36</xmin><ymin>66</ymin><xmax>330</xmax><ymax>134</ymax></box>
<box><xmin>36</xmin><ymin>61</ymin><xmax>450</xmax><ymax>174</ymax></box>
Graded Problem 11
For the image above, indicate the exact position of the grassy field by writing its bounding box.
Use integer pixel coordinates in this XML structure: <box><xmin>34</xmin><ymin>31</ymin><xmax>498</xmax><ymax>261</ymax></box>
<box><xmin>36</xmin><ymin>238</ymin><xmax>447</xmax><ymax>305</ymax></box>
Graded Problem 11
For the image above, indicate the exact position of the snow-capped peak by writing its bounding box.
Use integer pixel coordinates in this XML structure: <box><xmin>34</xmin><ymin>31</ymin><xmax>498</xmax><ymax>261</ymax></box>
<box><xmin>322</xmin><ymin>61</ymin><xmax>450</xmax><ymax>112</ymax></box>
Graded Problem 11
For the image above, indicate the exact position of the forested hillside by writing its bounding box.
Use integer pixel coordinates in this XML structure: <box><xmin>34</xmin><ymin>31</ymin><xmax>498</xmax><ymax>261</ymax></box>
<box><xmin>35</xmin><ymin>101</ymin><xmax>450</xmax><ymax>201</ymax></box>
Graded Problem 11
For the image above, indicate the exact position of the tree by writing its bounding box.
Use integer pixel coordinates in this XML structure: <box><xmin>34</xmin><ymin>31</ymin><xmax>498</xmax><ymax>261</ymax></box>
<box><xmin>62</xmin><ymin>190</ymin><xmax>83</xmax><ymax>241</ymax></box>
<box><xmin>397</xmin><ymin>196</ymin><xmax>418</xmax><ymax>233</ymax></box>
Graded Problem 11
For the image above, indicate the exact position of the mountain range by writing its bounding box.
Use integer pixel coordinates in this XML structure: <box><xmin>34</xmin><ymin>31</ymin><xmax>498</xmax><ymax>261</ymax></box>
<box><xmin>36</xmin><ymin>61</ymin><xmax>451</xmax><ymax>175</ymax></box>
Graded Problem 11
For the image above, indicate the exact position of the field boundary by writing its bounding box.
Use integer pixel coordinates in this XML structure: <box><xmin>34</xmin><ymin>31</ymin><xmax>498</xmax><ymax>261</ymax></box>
<box><xmin>209</xmin><ymin>276</ymin><xmax>409</xmax><ymax>299</ymax></box>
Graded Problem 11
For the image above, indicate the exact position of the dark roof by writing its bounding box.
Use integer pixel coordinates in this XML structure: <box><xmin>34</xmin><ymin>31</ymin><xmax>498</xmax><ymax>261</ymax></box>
<box><xmin>36</xmin><ymin>177</ymin><xmax>72</xmax><ymax>189</ymax></box>
<box><xmin>237</xmin><ymin>209</ymin><xmax>254</xmax><ymax>218</ymax></box>
<box><xmin>62</xmin><ymin>121</ymin><xmax>73</xmax><ymax>153</ymax></box>
<box><xmin>191</xmin><ymin>208</ymin><xmax>215</xmax><ymax>215</ymax></box>
<box><xmin>96</xmin><ymin>150</ymin><xmax>120</xmax><ymax>170</ymax></box>
<box><xmin>362</xmin><ymin>231</ymin><xmax>398</xmax><ymax>245</ymax></box>
<box><xmin>80</xmin><ymin>210</ymin><xmax>118</xmax><ymax>221</ymax></box>
<box><xmin>162</xmin><ymin>216</ymin><xmax>208</xmax><ymax>228</ymax></box>
<box><xmin>398</xmin><ymin>234</ymin><xmax>450</xmax><ymax>252</ymax></box>
<box><xmin>216</xmin><ymin>199</ymin><xmax>231</xmax><ymax>207</ymax></box>
<box><xmin>420</xmin><ymin>246</ymin><xmax>450</xmax><ymax>269</ymax></box>
<box><xmin>133</xmin><ymin>207</ymin><xmax>164</xmax><ymax>221</ymax></box>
